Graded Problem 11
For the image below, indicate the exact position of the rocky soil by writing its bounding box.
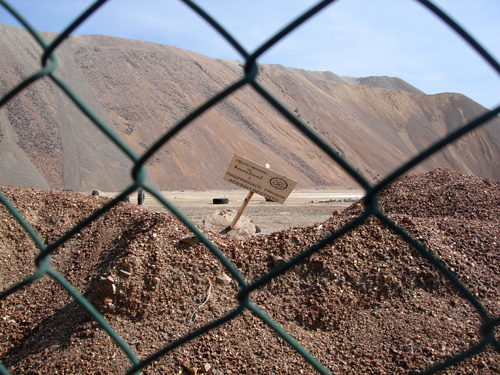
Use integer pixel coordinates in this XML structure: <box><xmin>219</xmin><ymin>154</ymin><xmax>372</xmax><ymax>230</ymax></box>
<box><xmin>0</xmin><ymin>168</ymin><xmax>499</xmax><ymax>374</ymax></box>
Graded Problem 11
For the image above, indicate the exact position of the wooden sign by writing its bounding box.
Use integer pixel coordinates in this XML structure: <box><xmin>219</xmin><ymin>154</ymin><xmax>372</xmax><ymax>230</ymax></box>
<box><xmin>223</xmin><ymin>154</ymin><xmax>297</xmax><ymax>204</ymax></box>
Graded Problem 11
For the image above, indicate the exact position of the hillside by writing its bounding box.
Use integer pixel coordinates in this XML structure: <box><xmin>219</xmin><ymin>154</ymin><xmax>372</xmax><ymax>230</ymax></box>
<box><xmin>1</xmin><ymin>23</ymin><xmax>499</xmax><ymax>191</ymax></box>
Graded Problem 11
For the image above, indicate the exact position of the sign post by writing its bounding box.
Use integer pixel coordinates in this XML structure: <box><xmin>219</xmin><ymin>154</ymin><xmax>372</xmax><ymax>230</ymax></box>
<box><xmin>230</xmin><ymin>191</ymin><xmax>254</xmax><ymax>229</ymax></box>
<box><xmin>223</xmin><ymin>154</ymin><xmax>297</xmax><ymax>228</ymax></box>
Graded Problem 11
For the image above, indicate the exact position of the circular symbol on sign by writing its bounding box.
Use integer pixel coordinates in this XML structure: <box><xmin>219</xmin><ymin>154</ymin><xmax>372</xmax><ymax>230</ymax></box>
<box><xmin>270</xmin><ymin>177</ymin><xmax>288</xmax><ymax>190</ymax></box>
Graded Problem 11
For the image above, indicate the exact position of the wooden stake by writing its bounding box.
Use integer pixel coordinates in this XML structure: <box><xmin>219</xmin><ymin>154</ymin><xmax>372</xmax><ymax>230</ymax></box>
<box><xmin>230</xmin><ymin>191</ymin><xmax>254</xmax><ymax>229</ymax></box>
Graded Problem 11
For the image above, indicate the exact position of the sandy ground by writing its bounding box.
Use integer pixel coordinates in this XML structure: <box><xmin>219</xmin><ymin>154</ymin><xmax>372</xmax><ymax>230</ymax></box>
<box><xmin>104</xmin><ymin>189</ymin><xmax>365</xmax><ymax>235</ymax></box>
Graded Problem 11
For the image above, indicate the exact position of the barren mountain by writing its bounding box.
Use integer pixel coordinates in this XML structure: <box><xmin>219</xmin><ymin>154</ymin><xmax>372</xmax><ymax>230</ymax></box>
<box><xmin>1</xmin><ymin>24</ymin><xmax>499</xmax><ymax>191</ymax></box>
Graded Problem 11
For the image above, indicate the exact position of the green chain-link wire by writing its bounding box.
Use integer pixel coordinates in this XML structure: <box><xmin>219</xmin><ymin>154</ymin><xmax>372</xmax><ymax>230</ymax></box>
<box><xmin>1</xmin><ymin>0</ymin><xmax>499</xmax><ymax>374</ymax></box>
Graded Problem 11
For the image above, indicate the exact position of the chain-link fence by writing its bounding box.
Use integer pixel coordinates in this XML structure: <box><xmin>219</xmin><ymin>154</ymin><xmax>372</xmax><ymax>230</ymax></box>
<box><xmin>0</xmin><ymin>0</ymin><xmax>499</xmax><ymax>374</ymax></box>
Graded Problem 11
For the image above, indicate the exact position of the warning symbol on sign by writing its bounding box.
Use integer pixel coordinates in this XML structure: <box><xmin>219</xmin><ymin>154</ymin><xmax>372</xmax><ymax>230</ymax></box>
<box><xmin>270</xmin><ymin>177</ymin><xmax>288</xmax><ymax>190</ymax></box>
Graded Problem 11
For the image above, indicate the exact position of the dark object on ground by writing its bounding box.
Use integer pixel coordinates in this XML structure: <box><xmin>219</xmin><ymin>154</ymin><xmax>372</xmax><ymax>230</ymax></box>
<box><xmin>91</xmin><ymin>189</ymin><xmax>100</xmax><ymax>196</ymax></box>
<box><xmin>180</xmin><ymin>235</ymin><xmax>200</xmax><ymax>246</ymax></box>
<box><xmin>219</xmin><ymin>226</ymin><xmax>231</xmax><ymax>235</ymax></box>
<box><xmin>121</xmin><ymin>196</ymin><xmax>130</xmax><ymax>203</ymax></box>
<box><xmin>213</xmin><ymin>198</ymin><xmax>229</xmax><ymax>204</ymax></box>
<box><xmin>138</xmin><ymin>189</ymin><xmax>145</xmax><ymax>205</ymax></box>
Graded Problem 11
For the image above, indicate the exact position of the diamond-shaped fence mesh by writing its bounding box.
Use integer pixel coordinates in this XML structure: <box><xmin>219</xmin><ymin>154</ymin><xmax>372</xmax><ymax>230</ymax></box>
<box><xmin>0</xmin><ymin>0</ymin><xmax>499</xmax><ymax>374</ymax></box>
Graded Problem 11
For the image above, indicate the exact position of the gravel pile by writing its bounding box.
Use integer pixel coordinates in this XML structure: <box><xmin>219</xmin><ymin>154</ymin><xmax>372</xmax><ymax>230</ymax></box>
<box><xmin>0</xmin><ymin>168</ymin><xmax>499</xmax><ymax>374</ymax></box>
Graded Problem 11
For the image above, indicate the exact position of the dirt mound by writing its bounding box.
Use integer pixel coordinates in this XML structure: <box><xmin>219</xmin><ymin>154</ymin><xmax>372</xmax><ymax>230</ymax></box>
<box><xmin>377</xmin><ymin>168</ymin><xmax>500</xmax><ymax>220</ymax></box>
<box><xmin>0</xmin><ymin>169</ymin><xmax>499</xmax><ymax>374</ymax></box>
<box><xmin>202</xmin><ymin>209</ymin><xmax>258</xmax><ymax>239</ymax></box>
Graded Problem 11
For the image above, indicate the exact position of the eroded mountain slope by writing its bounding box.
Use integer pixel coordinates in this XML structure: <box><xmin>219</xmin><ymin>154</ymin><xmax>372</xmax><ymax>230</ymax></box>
<box><xmin>1</xmin><ymin>24</ymin><xmax>499</xmax><ymax>191</ymax></box>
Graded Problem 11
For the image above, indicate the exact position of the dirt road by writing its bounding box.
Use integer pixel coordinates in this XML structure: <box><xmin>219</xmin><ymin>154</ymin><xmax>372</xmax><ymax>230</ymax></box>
<box><xmin>117</xmin><ymin>189</ymin><xmax>365</xmax><ymax>234</ymax></box>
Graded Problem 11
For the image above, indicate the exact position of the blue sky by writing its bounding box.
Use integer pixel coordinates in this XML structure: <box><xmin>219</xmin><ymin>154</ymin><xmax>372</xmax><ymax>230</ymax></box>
<box><xmin>1</xmin><ymin>0</ymin><xmax>499</xmax><ymax>110</ymax></box>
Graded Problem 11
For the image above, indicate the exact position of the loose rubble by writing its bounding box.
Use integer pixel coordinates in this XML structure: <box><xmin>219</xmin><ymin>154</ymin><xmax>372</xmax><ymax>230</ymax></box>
<box><xmin>0</xmin><ymin>169</ymin><xmax>499</xmax><ymax>374</ymax></box>
<box><xmin>202</xmin><ymin>209</ymin><xmax>258</xmax><ymax>239</ymax></box>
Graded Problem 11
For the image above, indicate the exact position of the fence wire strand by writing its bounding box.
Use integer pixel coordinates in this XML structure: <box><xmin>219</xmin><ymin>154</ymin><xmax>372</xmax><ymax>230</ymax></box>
<box><xmin>0</xmin><ymin>0</ymin><xmax>499</xmax><ymax>374</ymax></box>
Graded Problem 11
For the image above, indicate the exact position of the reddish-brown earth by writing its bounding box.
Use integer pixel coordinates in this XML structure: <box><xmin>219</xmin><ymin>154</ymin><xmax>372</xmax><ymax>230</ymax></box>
<box><xmin>1</xmin><ymin>23</ymin><xmax>500</xmax><ymax>192</ymax></box>
<box><xmin>0</xmin><ymin>168</ymin><xmax>499</xmax><ymax>374</ymax></box>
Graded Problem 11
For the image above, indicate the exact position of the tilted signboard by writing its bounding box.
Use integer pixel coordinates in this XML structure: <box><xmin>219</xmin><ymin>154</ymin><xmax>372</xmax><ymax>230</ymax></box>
<box><xmin>223</xmin><ymin>154</ymin><xmax>297</xmax><ymax>204</ymax></box>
